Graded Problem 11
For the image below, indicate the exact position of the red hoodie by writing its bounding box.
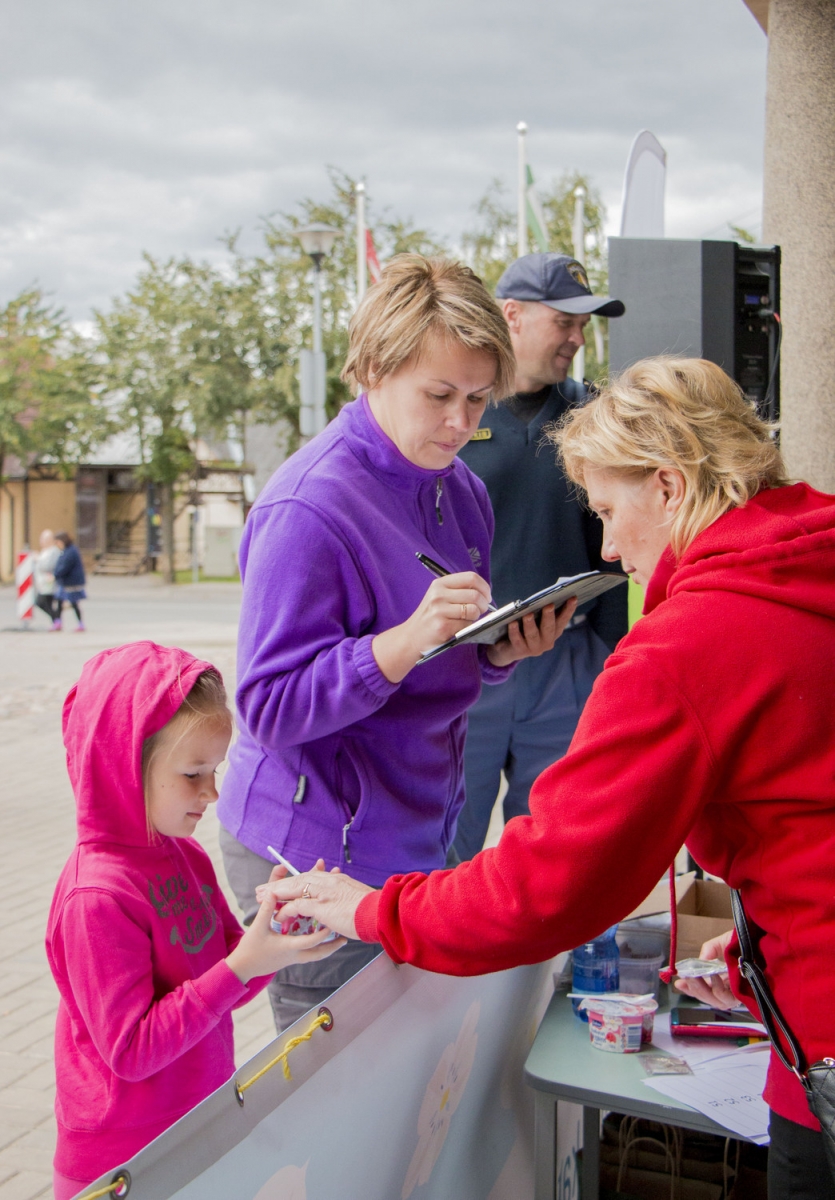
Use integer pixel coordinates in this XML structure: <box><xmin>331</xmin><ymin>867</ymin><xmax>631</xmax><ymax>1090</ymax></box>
<box><xmin>355</xmin><ymin>482</ymin><xmax>835</xmax><ymax>1130</ymax></box>
<box><xmin>46</xmin><ymin>643</ymin><xmax>268</xmax><ymax>1181</ymax></box>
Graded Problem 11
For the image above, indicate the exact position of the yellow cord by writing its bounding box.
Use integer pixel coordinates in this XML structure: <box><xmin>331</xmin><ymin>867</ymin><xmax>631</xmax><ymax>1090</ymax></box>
<box><xmin>77</xmin><ymin>1177</ymin><xmax>128</xmax><ymax>1200</ymax></box>
<box><xmin>237</xmin><ymin>1010</ymin><xmax>330</xmax><ymax>1093</ymax></box>
<box><xmin>77</xmin><ymin>1015</ymin><xmax>331</xmax><ymax>1196</ymax></box>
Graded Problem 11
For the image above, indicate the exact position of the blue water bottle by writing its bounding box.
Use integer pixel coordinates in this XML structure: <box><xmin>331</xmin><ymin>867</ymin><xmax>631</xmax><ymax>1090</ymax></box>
<box><xmin>571</xmin><ymin>925</ymin><xmax>620</xmax><ymax>1019</ymax></box>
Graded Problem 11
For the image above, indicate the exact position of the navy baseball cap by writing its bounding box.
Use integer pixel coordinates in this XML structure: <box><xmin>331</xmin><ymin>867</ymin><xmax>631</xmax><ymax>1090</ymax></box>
<box><xmin>496</xmin><ymin>253</ymin><xmax>625</xmax><ymax>318</ymax></box>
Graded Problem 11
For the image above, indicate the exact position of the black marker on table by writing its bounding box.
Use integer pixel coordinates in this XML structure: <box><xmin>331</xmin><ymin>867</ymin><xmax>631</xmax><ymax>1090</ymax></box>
<box><xmin>415</xmin><ymin>552</ymin><xmax>497</xmax><ymax>612</ymax></box>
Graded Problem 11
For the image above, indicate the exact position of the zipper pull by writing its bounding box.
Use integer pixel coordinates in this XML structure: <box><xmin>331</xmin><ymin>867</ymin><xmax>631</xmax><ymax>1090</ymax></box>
<box><xmin>342</xmin><ymin>819</ymin><xmax>353</xmax><ymax>864</ymax></box>
<box><xmin>435</xmin><ymin>478</ymin><xmax>444</xmax><ymax>526</ymax></box>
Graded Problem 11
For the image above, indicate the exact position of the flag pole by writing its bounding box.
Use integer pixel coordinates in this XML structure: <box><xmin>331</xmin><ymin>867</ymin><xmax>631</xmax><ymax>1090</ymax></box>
<box><xmin>516</xmin><ymin>122</ymin><xmax>528</xmax><ymax>258</ymax></box>
<box><xmin>572</xmin><ymin>184</ymin><xmax>586</xmax><ymax>384</ymax></box>
<box><xmin>356</xmin><ymin>182</ymin><xmax>367</xmax><ymax>304</ymax></box>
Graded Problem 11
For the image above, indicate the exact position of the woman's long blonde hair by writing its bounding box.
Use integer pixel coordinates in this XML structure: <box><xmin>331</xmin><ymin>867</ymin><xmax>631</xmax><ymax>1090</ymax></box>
<box><xmin>550</xmin><ymin>357</ymin><xmax>789</xmax><ymax>557</ymax></box>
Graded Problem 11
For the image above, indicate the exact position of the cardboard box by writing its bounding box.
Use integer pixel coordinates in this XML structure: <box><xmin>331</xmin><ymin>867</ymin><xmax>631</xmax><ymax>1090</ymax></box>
<box><xmin>623</xmin><ymin>872</ymin><xmax>734</xmax><ymax>965</ymax></box>
<box><xmin>676</xmin><ymin>877</ymin><xmax>735</xmax><ymax>962</ymax></box>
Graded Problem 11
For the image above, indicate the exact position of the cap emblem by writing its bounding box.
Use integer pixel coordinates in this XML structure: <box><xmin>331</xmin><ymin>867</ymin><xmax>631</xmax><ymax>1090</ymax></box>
<box><xmin>566</xmin><ymin>261</ymin><xmax>590</xmax><ymax>291</ymax></box>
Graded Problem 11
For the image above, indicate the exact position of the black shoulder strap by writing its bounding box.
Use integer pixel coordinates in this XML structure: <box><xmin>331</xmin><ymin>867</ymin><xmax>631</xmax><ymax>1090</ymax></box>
<box><xmin>731</xmin><ymin>889</ymin><xmax>808</xmax><ymax>1082</ymax></box>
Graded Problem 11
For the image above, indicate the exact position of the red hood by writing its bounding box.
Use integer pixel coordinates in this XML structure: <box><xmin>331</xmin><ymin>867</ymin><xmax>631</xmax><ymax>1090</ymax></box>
<box><xmin>63</xmin><ymin>641</ymin><xmax>215</xmax><ymax>847</ymax></box>
<box><xmin>644</xmin><ymin>482</ymin><xmax>835</xmax><ymax>622</ymax></box>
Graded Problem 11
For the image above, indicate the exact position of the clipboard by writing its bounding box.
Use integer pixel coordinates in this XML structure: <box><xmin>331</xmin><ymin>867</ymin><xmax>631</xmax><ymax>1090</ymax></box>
<box><xmin>417</xmin><ymin>570</ymin><xmax>626</xmax><ymax>663</ymax></box>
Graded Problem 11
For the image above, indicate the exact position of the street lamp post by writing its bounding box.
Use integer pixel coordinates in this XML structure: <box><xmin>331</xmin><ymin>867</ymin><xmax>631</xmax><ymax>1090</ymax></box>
<box><xmin>295</xmin><ymin>224</ymin><xmax>341</xmax><ymax>439</ymax></box>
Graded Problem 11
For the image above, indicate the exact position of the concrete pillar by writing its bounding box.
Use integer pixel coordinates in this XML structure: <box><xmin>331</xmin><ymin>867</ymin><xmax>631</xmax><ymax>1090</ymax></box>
<box><xmin>762</xmin><ymin>0</ymin><xmax>835</xmax><ymax>490</ymax></box>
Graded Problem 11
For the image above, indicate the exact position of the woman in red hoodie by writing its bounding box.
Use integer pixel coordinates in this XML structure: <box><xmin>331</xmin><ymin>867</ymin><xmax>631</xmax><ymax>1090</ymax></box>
<box><xmin>267</xmin><ymin>358</ymin><xmax>835</xmax><ymax>1199</ymax></box>
<box><xmin>46</xmin><ymin>643</ymin><xmax>342</xmax><ymax>1199</ymax></box>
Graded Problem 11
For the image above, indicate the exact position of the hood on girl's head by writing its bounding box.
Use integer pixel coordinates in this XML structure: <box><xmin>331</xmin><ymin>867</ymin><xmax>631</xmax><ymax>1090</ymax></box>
<box><xmin>63</xmin><ymin>642</ymin><xmax>218</xmax><ymax>847</ymax></box>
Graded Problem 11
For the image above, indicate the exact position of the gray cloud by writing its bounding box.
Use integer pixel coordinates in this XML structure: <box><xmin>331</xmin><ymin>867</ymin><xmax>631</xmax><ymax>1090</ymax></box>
<box><xmin>0</xmin><ymin>0</ymin><xmax>767</xmax><ymax>317</ymax></box>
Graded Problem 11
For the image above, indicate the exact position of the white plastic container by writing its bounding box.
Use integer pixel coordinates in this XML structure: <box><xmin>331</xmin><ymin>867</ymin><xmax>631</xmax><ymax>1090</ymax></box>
<box><xmin>617</xmin><ymin>927</ymin><xmax>668</xmax><ymax>1001</ymax></box>
<box><xmin>579</xmin><ymin>996</ymin><xmax>659</xmax><ymax>1053</ymax></box>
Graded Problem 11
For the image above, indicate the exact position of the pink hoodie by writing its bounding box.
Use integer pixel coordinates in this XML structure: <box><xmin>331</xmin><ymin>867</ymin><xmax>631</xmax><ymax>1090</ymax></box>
<box><xmin>46</xmin><ymin>642</ymin><xmax>268</xmax><ymax>1182</ymax></box>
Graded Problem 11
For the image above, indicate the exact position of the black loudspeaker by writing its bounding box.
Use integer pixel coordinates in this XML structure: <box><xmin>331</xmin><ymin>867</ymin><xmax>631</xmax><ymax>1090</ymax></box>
<box><xmin>608</xmin><ymin>238</ymin><xmax>781</xmax><ymax>423</ymax></box>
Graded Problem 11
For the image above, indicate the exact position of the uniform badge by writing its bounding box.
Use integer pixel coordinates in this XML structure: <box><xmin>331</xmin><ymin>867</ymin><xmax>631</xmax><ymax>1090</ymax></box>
<box><xmin>469</xmin><ymin>428</ymin><xmax>492</xmax><ymax>441</ymax></box>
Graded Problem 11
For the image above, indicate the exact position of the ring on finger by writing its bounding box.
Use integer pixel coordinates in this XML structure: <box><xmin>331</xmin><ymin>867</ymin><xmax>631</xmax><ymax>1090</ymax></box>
<box><xmin>460</xmin><ymin>603</ymin><xmax>467</xmax><ymax>621</ymax></box>
<box><xmin>302</xmin><ymin>882</ymin><xmax>312</xmax><ymax>901</ymax></box>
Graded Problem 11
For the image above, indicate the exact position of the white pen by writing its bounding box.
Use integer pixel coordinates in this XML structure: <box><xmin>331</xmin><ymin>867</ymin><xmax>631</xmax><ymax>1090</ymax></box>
<box><xmin>267</xmin><ymin>845</ymin><xmax>300</xmax><ymax>875</ymax></box>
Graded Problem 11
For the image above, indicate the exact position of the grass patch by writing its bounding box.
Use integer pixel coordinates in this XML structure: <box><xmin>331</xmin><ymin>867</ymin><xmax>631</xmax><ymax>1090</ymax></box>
<box><xmin>152</xmin><ymin>570</ymin><xmax>241</xmax><ymax>584</ymax></box>
<box><xmin>628</xmin><ymin>577</ymin><xmax>645</xmax><ymax>627</ymax></box>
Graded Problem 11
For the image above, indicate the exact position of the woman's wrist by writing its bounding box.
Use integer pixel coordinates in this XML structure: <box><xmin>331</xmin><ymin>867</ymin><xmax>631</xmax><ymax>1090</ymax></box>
<box><xmin>371</xmin><ymin>623</ymin><xmax>420</xmax><ymax>683</ymax></box>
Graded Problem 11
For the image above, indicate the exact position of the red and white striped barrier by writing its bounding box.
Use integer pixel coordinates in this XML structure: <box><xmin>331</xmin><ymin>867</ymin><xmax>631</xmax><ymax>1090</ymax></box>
<box><xmin>15</xmin><ymin>549</ymin><xmax>35</xmax><ymax>626</ymax></box>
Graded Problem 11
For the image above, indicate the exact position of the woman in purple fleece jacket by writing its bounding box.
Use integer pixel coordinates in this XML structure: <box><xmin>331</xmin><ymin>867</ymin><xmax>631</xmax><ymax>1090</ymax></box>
<box><xmin>218</xmin><ymin>256</ymin><xmax>575</xmax><ymax>1028</ymax></box>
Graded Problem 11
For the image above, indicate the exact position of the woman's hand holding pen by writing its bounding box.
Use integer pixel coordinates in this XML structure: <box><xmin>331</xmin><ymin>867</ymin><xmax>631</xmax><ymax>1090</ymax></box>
<box><xmin>372</xmin><ymin>572</ymin><xmax>494</xmax><ymax>683</ymax></box>
<box><xmin>485</xmin><ymin>597</ymin><xmax>578</xmax><ymax>667</ymax></box>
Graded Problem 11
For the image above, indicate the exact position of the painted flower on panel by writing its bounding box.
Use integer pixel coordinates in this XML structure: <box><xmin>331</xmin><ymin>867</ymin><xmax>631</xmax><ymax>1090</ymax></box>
<box><xmin>401</xmin><ymin>1001</ymin><xmax>480</xmax><ymax>1199</ymax></box>
<box><xmin>252</xmin><ymin>1160</ymin><xmax>308</xmax><ymax>1200</ymax></box>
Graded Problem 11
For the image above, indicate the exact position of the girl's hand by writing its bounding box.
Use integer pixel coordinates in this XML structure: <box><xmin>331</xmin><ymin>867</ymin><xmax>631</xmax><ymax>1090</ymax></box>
<box><xmin>263</xmin><ymin>869</ymin><xmax>375</xmax><ymax>941</ymax></box>
<box><xmin>673</xmin><ymin>930</ymin><xmax>738</xmax><ymax>1009</ymax></box>
<box><xmin>226</xmin><ymin>863</ymin><xmax>345</xmax><ymax>984</ymax></box>
<box><xmin>485</xmin><ymin>598</ymin><xmax>578</xmax><ymax>667</ymax></box>
<box><xmin>372</xmin><ymin>572</ymin><xmax>493</xmax><ymax>683</ymax></box>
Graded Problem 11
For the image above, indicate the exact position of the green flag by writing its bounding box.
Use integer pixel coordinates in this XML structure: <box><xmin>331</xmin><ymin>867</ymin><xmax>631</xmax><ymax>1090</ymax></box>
<box><xmin>525</xmin><ymin>165</ymin><xmax>549</xmax><ymax>253</ymax></box>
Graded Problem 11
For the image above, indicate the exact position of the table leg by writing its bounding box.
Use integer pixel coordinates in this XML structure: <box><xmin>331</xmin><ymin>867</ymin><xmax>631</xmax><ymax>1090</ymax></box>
<box><xmin>582</xmin><ymin>1106</ymin><xmax>600</xmax><ymax>1200</ymax></box>
<box><xmin>534</xmin><ymin>1091</ymin><xmax>557</xmax><ymax>1200</ymax></box>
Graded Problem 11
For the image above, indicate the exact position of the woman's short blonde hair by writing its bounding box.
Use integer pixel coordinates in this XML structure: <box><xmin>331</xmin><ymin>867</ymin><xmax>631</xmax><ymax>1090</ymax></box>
<box><xmin>550</xmin><ymin>357</ymin><xmax>789</xmax><ymax>556</ymax></box>
<box><xmin>341</xmin><ymin>254</ymin><xmax>516</xmax><ymax>400</ymax></box>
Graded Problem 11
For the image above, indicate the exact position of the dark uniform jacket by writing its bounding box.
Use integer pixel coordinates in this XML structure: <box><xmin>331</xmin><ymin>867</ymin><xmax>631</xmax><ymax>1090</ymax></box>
<box><xmin>458</xmin><ymin>378</ymin><xmax>627</xmax><ymax>651</ymax></box>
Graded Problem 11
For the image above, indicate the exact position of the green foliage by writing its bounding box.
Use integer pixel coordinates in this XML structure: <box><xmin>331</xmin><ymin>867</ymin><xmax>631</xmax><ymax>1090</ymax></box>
<box><xmin>182</xmin><ymin>246</ymin><xmax>294</xmax><ymax>443</ymax></box>
<box><xmin>729</xmin><ymin>224</ymin><xmax>757</xmax><ymax>245</ymax></box>
<box><xmin>95</xmin><ymin>256</ymin><xmax>203</xmax><ymax>486</ymax></box>
<box><xmin>257</xmin><ymin>167</ymin><xmax>445</xmax><ymax>423</ymax></box>
<box><xmin>0</xmin><ymin>288</ymin><xmax>108</xmax><ymax>485</ymax></box>
<box><xmin>462</xmin><ymin>171</ymin><xmax>611</xmax><ymax>381</ymax></box>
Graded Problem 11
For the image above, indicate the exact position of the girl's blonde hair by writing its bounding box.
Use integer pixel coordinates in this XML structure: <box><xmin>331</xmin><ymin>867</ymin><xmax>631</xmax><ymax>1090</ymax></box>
<box><xmin>142</xmin><ymin>669</ymin><xmax>232</xmax><ymax>797</ymax></box>
<box><xmin>550</xmin><ymin>357</ymin><xmax>790</xmax><ymax>557</ymax></box>
<box><xmin>341</xmin><ymin>254</ymin><xmax>516</xmax><ymax>400</ymax></box>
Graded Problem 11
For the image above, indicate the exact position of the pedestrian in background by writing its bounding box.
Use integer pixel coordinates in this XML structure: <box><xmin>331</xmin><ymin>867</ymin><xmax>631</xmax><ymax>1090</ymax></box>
<box><xmin>53</xmin><ymin>532</ymin><xmax>87</xmax><ymax>631</ymax></box>
<box><xmin>454</xmin><ymin>252</ymin><xmax>628</xmax><ymax>860</ymax></box>
<box><xmin>33</xmin><ymin>529</ymin><xmax>61</xmax><ymax>626</ymax></box>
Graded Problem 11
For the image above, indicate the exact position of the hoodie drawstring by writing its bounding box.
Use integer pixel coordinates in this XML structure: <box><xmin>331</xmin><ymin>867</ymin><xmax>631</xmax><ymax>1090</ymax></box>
<box><xmin>659</xmin><ymin>863</ymin><xmax>678</xmax><ymax>985</ymax></box>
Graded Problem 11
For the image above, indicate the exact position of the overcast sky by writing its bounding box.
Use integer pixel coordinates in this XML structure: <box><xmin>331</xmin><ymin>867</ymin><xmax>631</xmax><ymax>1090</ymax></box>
<box><xmin>0</xmin><ymin>0</ymin><xmax>767</xmax><ymax>319</ymax></box>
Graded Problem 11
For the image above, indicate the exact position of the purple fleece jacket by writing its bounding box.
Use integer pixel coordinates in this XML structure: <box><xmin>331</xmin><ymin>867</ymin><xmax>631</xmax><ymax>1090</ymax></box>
<box><xmin>218</xmin><ymin>395</ymin><xmax>511</xmax><ymax>886</ymax></box>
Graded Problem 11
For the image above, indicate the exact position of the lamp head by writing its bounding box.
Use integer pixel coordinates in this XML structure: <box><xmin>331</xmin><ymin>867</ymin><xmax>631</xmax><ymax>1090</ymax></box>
<box><xmin>296</xmin><ymin>224</ymin><xmax>342</xmax><ymax>261</ymax></box>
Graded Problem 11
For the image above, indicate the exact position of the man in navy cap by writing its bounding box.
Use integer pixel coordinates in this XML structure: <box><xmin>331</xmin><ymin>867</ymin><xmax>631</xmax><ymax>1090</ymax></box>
<box><xmin>453</xmin><ymin>252</ymin><xmax>628</xmax><ymax>860</ymax></box>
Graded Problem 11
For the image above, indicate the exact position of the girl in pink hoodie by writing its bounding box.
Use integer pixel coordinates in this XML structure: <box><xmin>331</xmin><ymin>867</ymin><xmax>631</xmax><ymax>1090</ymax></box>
<box><xmin>46</xmin><ymin>642</ymin><xmax>342</xmax><ymax>1200</ymax></box>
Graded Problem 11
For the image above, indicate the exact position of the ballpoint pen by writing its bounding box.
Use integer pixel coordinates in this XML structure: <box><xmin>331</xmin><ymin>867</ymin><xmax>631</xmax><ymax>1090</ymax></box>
<box><xmin>267</xmin><ymin>846</ymin><xmax>300</xmax><ymax>875</ymax></box>
<box><xmin>266</xmin><ymin>847</ymin><xmax>339</xmax><ymax>941</ymax></box>
<box><xmin>415</xmin><ymin>552</ymin><xmax>497</xmax><ymax>611</ymax></box>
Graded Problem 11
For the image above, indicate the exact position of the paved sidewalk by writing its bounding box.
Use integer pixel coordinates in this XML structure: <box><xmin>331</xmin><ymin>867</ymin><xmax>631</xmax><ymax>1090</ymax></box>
<box><xmin>0</xmin><ymin>577</ymin><xmax>275</xmax><ymax>1200</ymax></box>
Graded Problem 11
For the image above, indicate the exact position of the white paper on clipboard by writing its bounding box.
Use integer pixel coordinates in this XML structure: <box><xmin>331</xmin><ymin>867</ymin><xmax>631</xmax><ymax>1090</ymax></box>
<box><xmin>418</xmin><ymin>570</ymin><xmax>626</xmax><ymax>663</ymax></box>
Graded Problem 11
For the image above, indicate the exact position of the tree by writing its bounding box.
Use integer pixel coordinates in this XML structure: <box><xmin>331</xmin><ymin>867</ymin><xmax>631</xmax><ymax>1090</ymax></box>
<box><xmin>182</xmin><ymin>243</ymin><xmax>296</xmax><ymax>459</ymax></box>
<box><xmin>461</xmin><ymin>172</ymin><xmax>611</xmax><ymax>380</ymax></box>
<box><xmin>0</xmin><ymin>288</ymin><xmax>107</xmax><ymax>522</ymax></box>
<box><xmin>95</xmin><ymin>258</ymin><xmax>202</xmax><ymax>582</ymax></box>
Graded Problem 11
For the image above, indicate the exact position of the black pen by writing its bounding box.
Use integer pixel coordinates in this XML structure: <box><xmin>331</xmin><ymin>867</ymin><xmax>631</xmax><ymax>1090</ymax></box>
<box><xmin>415</xmin><ymin>552</ymin><xmax>497</xmax><ymax>611</ymax></box>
